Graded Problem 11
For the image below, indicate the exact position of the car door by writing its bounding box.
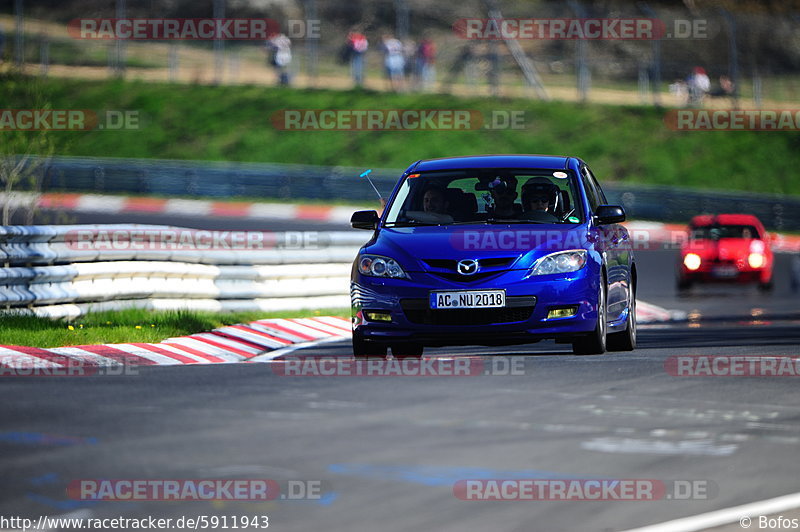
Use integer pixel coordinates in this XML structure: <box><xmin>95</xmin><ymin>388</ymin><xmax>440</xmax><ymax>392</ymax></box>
<box><xmin>581</xmin><ymin>164</ymin><xmax>631</xmax><ymax>323</ymax></box>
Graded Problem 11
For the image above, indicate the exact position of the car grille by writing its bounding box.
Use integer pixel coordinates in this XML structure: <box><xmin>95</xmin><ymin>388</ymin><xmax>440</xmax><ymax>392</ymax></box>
<box><xmin>430</xmin><ymin>271</ymin><xmax>499</xmax><ymax>283</ymax></box>
<box><xmin>400</xmin><ymin>296</ymin><xmax>536</xmax><ymax>326</ymax></box>
<box><xmin>421</xmin><ymin>257</ymin><xmax>516</xmax><ymax>270</ymax></box>
<box><xmin>421</xmin><ymin>257</ymin><xmax>517</xmax><ymax>283</ymax></box>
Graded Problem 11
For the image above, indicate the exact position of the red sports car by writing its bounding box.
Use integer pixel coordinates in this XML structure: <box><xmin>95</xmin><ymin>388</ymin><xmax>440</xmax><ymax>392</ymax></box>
<box><xmin>677</xmin><ymin>214</ymin><xmax>774</xmax><ymax>291</ymax></box>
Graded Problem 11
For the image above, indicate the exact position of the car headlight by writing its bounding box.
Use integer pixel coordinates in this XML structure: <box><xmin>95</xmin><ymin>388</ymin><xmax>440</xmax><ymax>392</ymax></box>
<box><xmin>358</xmin><ymin>254</ymin><xmax>408</xmax><ymax>279</ymax></box>
<box><xmin>526</xmin><ymin>250</ymin><xmax>587</xmax><ymax>277</ymax></box>
<box><xmin>683</xmin><ymin>253</ymin><xmax>701</xmax><ymax>271</ymax></box>
<box><xmin>748</xmin><ymin>253</ymin><xmax>765</xmax><ymax>269</ymax></box>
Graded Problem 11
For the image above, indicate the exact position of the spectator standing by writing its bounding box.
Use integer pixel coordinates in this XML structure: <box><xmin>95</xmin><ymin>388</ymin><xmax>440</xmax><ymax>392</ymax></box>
<box><xmin>415</xmin><ymin>37</ymin><xmax>436</xmax><ymax>91</ymax></box>
<box><xmin>669</xmin><ymin>78</ymin><xmax>689</xmax><ymax>107</ymax></box>
<box><xmin>346</xmin><ymin>30</ymin><xmax>368</xmax><ymax>87</ymax></box>
<box><xmin>687</xmin><ymin>66</ymin><xmax>710</xmax><ymax>106</ymax></box>
<box><xmin>381</xmin><ymin>34</ymin><xmax>405</xmax><ymax>92</ymax></box>
<box><xmin>266</xmin><ymin>33</ymin><xmax>292</xmax><ymax>86</ymax></box>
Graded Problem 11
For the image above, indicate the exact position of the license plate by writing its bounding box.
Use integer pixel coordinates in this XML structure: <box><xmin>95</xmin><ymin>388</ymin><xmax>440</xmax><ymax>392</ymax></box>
<box><xmin>430</xmin><ymin>290</ymin><xmax>506</xmax><ymax>309</ymax></box>
<box><xmin>712</xmin><ymin>265</ymin><xmax>738</xmax><ymax>278</ymax></box>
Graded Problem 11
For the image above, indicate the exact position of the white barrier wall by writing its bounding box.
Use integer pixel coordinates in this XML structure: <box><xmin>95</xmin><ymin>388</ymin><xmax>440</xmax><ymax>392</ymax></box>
<box><xmin>0</xmin><ymin>225</ymin><xmax>365</xmax><ymax>318</ymax></box>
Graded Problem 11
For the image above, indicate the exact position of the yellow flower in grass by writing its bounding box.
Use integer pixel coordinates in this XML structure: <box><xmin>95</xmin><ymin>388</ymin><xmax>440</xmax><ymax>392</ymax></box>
<box><xmin>135</xmin><ymin>325</ymin><xmax>142</xmax><ymax>330</ymax></box>
<box><xmin>67</xmin><ymin>325</ymin><xmax>74</xmax><ymax>331</ymax></box>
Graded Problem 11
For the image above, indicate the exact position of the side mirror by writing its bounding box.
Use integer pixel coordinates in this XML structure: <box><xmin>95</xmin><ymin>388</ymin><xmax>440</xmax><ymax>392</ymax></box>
<box><xmin>351</xmin><ymin>210</ymin><xmax>380</xmax><ymax>230</ymax></box>
<box><xmin>595</xmin><ymin>205</ymin><xmax>626</xmax><ymax>225</ymax></box>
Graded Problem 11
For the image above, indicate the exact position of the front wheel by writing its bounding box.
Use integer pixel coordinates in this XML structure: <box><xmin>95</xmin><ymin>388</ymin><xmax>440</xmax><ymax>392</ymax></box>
<box><xmin>607</xmin><ymin>293</ymin><xmax>636</xmax><ymax>351</ymax></box>
<box><xmin>353</xmin><ymin>330</ymin><xmax>387</xmax><ymax>358</ymax></box>
<box><xmin>572</xmin><ymin>284</ymin><xmax>607</xmax><ymax>356</ymax></box>
<box><xmin>677</xmin><ymin>277</ymin><xmax>692</xmax><ymax>292</ymax></box>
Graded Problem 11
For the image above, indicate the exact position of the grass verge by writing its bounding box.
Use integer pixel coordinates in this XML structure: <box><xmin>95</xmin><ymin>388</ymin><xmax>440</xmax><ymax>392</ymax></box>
<box><xmin>0</xmin><ymin>308</ymin><xmax>350</xmax><ymax>348</ymax></box>
<box><xmin>2</xmin><ymin>75</ymin><xmax>800</xmax><ymax>196</ymax></box>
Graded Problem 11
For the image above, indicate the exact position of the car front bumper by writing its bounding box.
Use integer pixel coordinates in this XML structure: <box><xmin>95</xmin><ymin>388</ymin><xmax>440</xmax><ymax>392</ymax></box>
<box><xmin>351</xmin><ymin>266</ymin><xmax>601</xmax><ymax>346</ymax></box>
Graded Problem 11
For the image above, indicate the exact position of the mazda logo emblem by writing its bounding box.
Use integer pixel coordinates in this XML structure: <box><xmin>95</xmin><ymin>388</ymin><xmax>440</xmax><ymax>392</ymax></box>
<box><xmin>457</xmin><ymin>259</ymin><xmax>480</xmax><ymax>276</ymax></box>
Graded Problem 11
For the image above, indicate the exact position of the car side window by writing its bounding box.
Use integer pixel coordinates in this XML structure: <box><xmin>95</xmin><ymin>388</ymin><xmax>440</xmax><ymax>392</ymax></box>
<box><xmin>580</xmin><ymin>166</ymin><xmax>601</xmax><ymax>212</ymax></box>
<box><xmin>585</xmin><ymin>166</ymin><xmax>608</xmax><ymax>204</ymax></box>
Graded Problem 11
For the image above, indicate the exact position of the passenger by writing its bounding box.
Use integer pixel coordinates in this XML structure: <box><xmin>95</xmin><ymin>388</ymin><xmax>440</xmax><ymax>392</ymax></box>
<box><xmin>405</xmin><ymin>185</ymin><xmax>454</xmax><ymax>224</ymax></box>
<box><xmin>423</xmin><ymin>186</ymin><xmax>449</xmax><ymax>215</ymax></box>
<box><xmin>487</xmin><ymin>175</ymin><xmax>521</xmax><ymax>219</ymax></box>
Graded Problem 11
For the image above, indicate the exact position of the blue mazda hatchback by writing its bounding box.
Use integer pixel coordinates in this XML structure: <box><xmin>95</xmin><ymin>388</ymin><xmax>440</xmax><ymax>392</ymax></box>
<box><xmin>349</xmin><ymin>155</ymin><xmax>636</xmax><ymax>357</ymax></box>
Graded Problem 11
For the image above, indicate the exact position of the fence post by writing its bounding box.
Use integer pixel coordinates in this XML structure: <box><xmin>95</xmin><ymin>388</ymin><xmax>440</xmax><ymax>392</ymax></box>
<box><xmin>638</xmin><ymin>3</ymin><xmax>662</xmax><ymax>106</ymax></box>
<box><xmin>14</xmin><ymin>0</ymin><xmax>24</xmax><ymax>67</ymax></box>
<box><xmin>114</xmin><ymin>0</ymin><xmax>127</xmax><ymax>77</ymax></box>
<box><xmin>303</xmin><ymin>0</ymin><xmax>319</xmax><ymax>86</ymax></box>
<box><xmin>168</xmin><ymin>43</ymin><xmax>179</xmax><ymax>82</ymax></box>
<box><xmin>213</xmin><ymin>0</ymin><xmax>226</xmax><ymax>85</ymax></box>
<box><xmin>568</xmin><ymin>1</ymin><xmax>590</xmax><ymax>102</ymax></box>
<box><xmin>39</xmin><ymin>33</ymin><xmax>49</xmax><ymax>77</ymax></box>
<box><xmin>720</xmin><ymin>9</ymin><xmax>739</xmax><ymax>108</ymax></box>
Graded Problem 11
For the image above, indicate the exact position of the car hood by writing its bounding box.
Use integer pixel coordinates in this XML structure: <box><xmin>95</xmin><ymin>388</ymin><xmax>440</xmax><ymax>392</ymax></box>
<box><xmin>366</xmin><ymin>225</ymin><xmax>593</xmax><ymax>271</ymax></box>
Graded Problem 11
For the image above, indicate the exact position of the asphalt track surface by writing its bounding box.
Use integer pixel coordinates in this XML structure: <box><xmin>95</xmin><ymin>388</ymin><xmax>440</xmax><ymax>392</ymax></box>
<box><xmin>2</xmin><ymin>210</ymin><xmax>800</xmax><ymax>532</ymax></box>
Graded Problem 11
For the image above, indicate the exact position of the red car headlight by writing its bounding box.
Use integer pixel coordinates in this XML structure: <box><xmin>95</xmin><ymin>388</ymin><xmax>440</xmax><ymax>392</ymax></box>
<box><xmin>683</xmin><ymin>253</ymin><xmax>701</xmax><ymax>271</ymax></box>
<box><xmin>748</xmin><ymin>253</ymin><xmax>765</xmax><ymax>269</ymax></box>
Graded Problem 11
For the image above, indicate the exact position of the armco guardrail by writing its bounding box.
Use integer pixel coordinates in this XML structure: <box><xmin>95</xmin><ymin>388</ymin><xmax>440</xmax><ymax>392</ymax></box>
<box><xmin>0</xmin><ymin>225</ymin><xmax>365</xmax><ymax>319</ymax></box>
<box><xmin>15</xmin><ymin>155</ymin><xmax>800</xmax><ymax>232</ymax></box>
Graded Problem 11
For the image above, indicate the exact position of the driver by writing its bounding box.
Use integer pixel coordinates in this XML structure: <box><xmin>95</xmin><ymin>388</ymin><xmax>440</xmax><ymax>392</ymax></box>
<box><xmin>521</xmin><ymin>177</ymin><xmax>560</xmax><ymax>222</ymax></box>
<box><xmin>405</xmin><ymin>184</ymin><xmax>454</xmax><ymax>224</ymax></box>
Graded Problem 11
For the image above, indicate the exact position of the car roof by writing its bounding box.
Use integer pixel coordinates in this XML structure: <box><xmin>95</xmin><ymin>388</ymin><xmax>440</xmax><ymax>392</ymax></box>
<box><xmin>411</xmin><ymin>155</ymin><xmax>573</xmax><ymax>172</ymax></box>
<box><xmin>690</xmin><ymin>214</ymin><xmax>764</xmax><ymax>227</ymax></box>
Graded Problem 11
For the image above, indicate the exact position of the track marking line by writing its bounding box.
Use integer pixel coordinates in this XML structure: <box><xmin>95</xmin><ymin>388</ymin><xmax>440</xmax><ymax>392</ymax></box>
<box><xmin>621</xmin><ymin>491</ymin><xmax>800</xmax><ymax>532</ymax></box>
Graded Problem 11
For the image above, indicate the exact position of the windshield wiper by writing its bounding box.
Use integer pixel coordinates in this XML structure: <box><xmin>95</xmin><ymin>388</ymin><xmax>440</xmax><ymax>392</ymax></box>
<box><xmin>484</xmin><ymin>218</ymin><xmax>551</xmax><ymax>224</ymax></box>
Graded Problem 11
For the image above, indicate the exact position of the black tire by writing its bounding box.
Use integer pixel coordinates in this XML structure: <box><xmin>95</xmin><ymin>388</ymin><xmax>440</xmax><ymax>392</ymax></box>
<box><xmin>391</xmin><ymin>343</ymin><xmax>424</xmax><ymax>358</ymax></box>
<box><xmin>758</xmin><ymin>281</ymin><xmax>774</xmax><ymax>293</ymax></box>
<box><xmin>607</xmin><ymin>292</ymin><xmax>636</xmax><ymax>352</ymax></box>
<box><xmin>572</xmin><ymin>283</ymin><xmax>607</xmax><ymax>356</ymax></box>
<box><xmin>677</xmin><ymin>277</ymin><xmax>692</xmax><ymax>291</ymax></box>
<box><xmin>353</xmin><ymin>330</ymin><xmax>387</xmax><ymax>358</ymax></box>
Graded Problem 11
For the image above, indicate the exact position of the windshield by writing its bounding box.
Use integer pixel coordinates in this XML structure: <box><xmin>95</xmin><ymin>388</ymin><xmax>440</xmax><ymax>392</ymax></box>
<box><xmin>689</xmin><ymin>224</ymin><xmax>761</xmax><ymax>240</ymax></box>
<box><xmin>384</xmin><ymin>169</ymin><xmax>585</xmax><ymax>226</ymax></box>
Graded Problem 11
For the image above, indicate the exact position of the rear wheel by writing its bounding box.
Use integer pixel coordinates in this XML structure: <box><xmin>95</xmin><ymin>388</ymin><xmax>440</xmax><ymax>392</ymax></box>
<box><xmin>391</xmin><ymin>343</ymin><xmax>424</xmax><ymax>359</ymax></box>
<box><xmin>677</xmin><ymin>277</ymin><xmax>692</xmax><ymax>292</ymax></box>
<box><xmin>572</xmin><ymin>283</ymin><xmax>607</xmax><ymax>356</ymax></box>
<box><xmin>353</xmin><ymin>330</ymin><xmax>387</xmax><ymax>358</ymax></box>
<box><xmin>607</xmin><ymin>292</ymin><xmax>636</xmax><ymax>351</ymax></box>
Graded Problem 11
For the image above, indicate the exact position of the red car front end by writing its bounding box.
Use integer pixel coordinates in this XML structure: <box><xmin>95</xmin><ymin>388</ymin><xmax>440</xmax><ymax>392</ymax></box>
<box><xmin>677</xmin><ymin>214</ymin><xmax>774</xmax><ymax>291</ymax></box>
